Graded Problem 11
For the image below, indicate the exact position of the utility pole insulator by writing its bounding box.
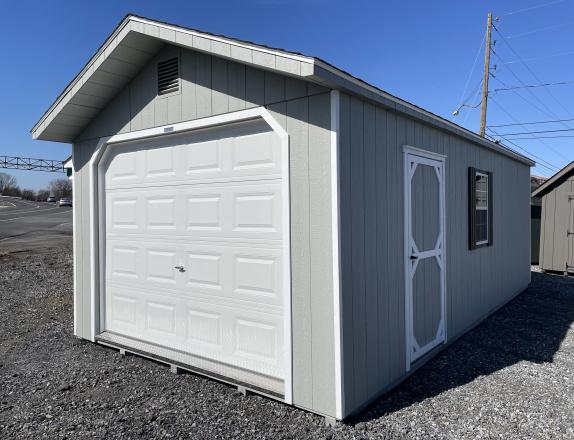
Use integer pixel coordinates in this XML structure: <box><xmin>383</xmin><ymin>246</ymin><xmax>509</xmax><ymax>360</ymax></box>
<box><xmin>480</xmin><ymin>12</ymin><xmax>493</xmax><ymax>137</ymax></box>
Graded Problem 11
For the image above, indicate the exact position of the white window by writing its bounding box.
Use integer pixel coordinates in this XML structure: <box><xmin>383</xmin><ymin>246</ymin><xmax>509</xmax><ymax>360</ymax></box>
<box><xmin>475</xmin><ymin>172</ymin><xmax>489</xmax><ymax>245</ymax></box>
<box><xmin>469</xmin><ymin>168</ymin><xmax>492</xmax><ymax>249</ymax></box>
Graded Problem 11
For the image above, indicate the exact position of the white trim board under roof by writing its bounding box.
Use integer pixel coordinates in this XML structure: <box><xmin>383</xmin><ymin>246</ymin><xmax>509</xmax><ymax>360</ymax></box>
<box><xmin>32</xmin><ymin>14</ymin><xmax>534</xmax><ymax>167</ymax></box>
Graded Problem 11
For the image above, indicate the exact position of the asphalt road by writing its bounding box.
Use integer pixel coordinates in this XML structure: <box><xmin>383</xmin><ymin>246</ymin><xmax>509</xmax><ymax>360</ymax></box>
<box><xmin>0</xmin><ymin>196</ymin><xmax>72</xmax><ymax>253</ymax></box>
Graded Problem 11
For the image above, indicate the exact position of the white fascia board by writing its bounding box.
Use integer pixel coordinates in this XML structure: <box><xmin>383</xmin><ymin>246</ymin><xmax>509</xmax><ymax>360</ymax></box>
<box><xmin>31</xmin><ymin>16</ymin><xmax>317</xmax><ymax>142</ymax></box>
<box><xmin>130</xmin><ymin>16</ymin><xmax>314</xmax><ymax>64</ymax></box>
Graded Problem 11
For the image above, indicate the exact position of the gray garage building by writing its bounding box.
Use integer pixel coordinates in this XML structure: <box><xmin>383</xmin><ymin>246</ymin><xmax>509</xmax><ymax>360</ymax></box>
<box><xmin>32</xmin><ymin>15</ymin><xmax>533</xmax><ymax>421</ymax></box>
<box><xmin>532</xmin><ymin>162</ymin><xmax>574</xmax><ymax>273</ymax></box>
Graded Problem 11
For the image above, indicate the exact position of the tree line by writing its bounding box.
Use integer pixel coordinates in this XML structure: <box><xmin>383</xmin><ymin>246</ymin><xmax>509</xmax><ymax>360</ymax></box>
<box><xmin>0</xmin><ymin>172</ymin><xmax>72</xmax><ymax>201</ymax></box>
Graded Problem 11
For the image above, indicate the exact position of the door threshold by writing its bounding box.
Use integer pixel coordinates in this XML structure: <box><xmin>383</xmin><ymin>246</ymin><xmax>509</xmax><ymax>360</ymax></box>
<box><xmin>95</xmin><ymin>331</ymin><xmax>284</xmax><ymax>399</ymax></box>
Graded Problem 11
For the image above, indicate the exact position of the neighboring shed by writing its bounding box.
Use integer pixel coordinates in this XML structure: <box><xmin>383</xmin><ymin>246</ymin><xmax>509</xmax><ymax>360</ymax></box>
<box><xmin>533</xmin><ymin>162</ymin><xmax>574</xmax><ymax>273</ymax></box>
<box><xmin>63</xmin><ymin>155</ymin><xmax>73</xmax><ymax>179</ymax></box>
<box><xmin>32</xmin><ymin>15</ymin><xmax>533</xmax><ymax>421</ymax></box>
<box><xmin>530</xmin><ymin>175</ymin><xmax>546</xmax><ymax>265</ymax></box>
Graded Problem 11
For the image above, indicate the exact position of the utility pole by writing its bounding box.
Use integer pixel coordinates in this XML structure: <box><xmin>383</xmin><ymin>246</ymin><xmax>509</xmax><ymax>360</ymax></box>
<box><xmin>479</xmin><ymin>12</ymin><xmax>493</xmax><ymax>137</ymax></box>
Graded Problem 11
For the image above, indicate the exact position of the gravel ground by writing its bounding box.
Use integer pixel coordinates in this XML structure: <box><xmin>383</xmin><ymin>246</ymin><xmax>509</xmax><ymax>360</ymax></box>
<box><xmin>1</xmin><ymin>246</ymin><xmax>574</xmax><ymax>439</ymax></box>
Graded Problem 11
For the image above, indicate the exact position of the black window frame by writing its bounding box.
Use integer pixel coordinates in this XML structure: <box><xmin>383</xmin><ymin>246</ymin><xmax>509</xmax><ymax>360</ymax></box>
<box><xmin>469</xmin><ymin>167</ymin><xmax>493</xmax><ymax>250</ymax></box>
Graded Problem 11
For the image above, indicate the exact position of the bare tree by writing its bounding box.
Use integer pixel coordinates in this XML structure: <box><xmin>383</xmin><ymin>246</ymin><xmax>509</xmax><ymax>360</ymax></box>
<box><xmin>0</xmin><ymin>172</ymin><xmax>17</xmax><ymax>194</ymax></box>
<box><xmin>36</xmin><ymin>189</ymin><xmax>50</xmax><ymax>202</ymax></box>
<box><xmin>21</xmin><ymin>189</ymin><xmax>36</xmax><ymax>201</ymax></box>
<box><xmin>48</xmin><ymin>178</ymin><xmax>72</xmax><ymax>199</ymax></box>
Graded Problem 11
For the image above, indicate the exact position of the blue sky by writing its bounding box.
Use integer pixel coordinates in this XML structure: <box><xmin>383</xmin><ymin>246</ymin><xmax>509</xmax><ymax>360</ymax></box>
<box><xmin>1</xmin><ymin>0</ymin><xmax>573</xmax><ymax>189</ymax></box>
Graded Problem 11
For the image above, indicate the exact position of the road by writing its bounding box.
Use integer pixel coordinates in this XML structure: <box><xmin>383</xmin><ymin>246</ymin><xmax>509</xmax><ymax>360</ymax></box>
<box><xmin>0</xmin><ymin>196</ymin><xmax>72</xmax><ymax>253</ymax></box>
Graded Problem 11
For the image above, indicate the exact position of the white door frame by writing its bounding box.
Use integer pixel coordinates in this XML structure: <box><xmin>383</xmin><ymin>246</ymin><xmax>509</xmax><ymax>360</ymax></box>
<box><xmin>403</xmin><ymin>145</ymin><xmax>447</xmax><ymax>371</ymax></box>
<box><xmin>87</xmin><ymin>107</ymin><xmax>293</xmax><ymax>404</ymax></box>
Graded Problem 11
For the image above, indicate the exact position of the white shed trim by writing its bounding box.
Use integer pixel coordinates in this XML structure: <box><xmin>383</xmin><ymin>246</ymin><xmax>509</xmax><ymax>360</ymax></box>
<box><xmin>330</xmin><ymin>90</ymin><xmax>344</xmax><ymax>419</ymax></box>
<box><xmin>87</xmin><ymin>107</ymin><xmax>293</xmax><ymax>403</ymax></box>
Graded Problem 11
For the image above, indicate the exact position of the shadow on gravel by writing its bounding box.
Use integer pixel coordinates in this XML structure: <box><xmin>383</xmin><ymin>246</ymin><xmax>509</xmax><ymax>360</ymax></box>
<box><xmin>350</xmin><ymin>271</ymin><xmax>574</xmax><ymax>424</ymax></box>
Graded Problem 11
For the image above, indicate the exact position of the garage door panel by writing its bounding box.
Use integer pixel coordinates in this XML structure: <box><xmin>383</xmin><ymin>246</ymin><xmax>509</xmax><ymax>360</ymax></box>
<box><xmin>104</xmin><ymin>121</ymin><xmax>281</xmax><ymax>190</ymax></box>
<box><xmin>145</xmin><ymin>249</ymin><xmax>180</xmax><ymax>286</ymax></box>
<box><xmin>103</xmin><ymin>120</ymin><xmax>286</xmax><ymax>389</ymax></box>
<box><xmin>107</xmin><ymin>182</ymin><xmax>282</xmax><ymax>241</ymax></box>
<box><xmin>107</xmin><ymin>239</ymin><xmax>283</xmax><ymax>308</ymax></box>
<box><xmin>146</xmin><ymin>301</ymin><xmax>177</xmax><ymax>336</ymax></box>
<box><xmin>145</xmin><ymin>196</ymin><xmax>177</xmax><ymax>230</ymax></box>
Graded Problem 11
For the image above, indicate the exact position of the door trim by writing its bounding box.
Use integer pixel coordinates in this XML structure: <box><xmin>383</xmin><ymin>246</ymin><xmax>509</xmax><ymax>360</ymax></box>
<box><xmin>403</xmin><ymin>145</ymin><xmax>447</xmax><ymax>371</ymax></box>
<box><xmin>88</xmin><ymin>107</ymin><xmax>293</xmax><ymax>403</ymax></box>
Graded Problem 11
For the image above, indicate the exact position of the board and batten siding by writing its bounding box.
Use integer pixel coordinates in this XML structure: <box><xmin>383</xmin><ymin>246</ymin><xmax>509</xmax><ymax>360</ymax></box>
<box><xmin>539</xmin><ymin>177</ymin><xmax>574</xmax><ymax>271</ymax></box>
<box><xmin>338</xmin><ymin>92</ymin><xmax>531</xmax><ymax>416</ymax></box>
<box><xmin>71</xmin><ymin>44</ymin><xmax>336</xmax><ymax>416</ymax></box>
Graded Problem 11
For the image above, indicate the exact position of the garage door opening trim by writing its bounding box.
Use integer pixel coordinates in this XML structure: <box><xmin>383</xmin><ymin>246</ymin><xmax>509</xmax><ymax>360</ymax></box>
<box><xmin>88</xmin><ymin>107</ymin><xmax>292</xmax><ymax>403</ymax></box>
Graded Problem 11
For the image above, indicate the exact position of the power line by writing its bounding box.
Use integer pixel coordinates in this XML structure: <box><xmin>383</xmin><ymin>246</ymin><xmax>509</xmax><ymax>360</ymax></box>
<box><xmin>500</xmin><ymin>0</ymin><xmax>565</xmax><ymax>17</ymax></box>
<box><xmin>486</xmin><ymin>128</ymin><xmax>560</xmax><ymax>173</ymax></box>
<box><xmin>503</xmin><ymin>50</ymin><xmax>574</xmax><ymax>65</ymax></box>
<box><xmin>493</xmin><ymin>24</ymin><xmax>574</xmax><ymax>119</ymax></box>
<box><xmin>488</xmin><ymin>117</ymin><xmax>574</xmax><ymax>128</ymax></box>
<box><xmin>501</xmin><ymin>134</ymin><xmax>574</xmax><ymax>140</ymax></box>
<box><xmin>489</xmin><ymin>98</ymin><xmax>569</xmax><ymax>162</ymax></box>
<box><xmin>498</xmin><ymin>127</ymin><xmax>574</xmax><ymax>136</ymax></box>
<box><xmin>506</xmin><ymin>19</ymin><xmax>574</xmax><ymax>39</ymax></box>
<box><xmin>456</xmin><ymin>31</ymin><xmax>487</xmax><ymax>108</ymax></box>
<box><xmin>490</xmin><ymin>73</ymin><xmax>563</xmax><ymax>120</ymax></box>
<box><xmin>492</xmin><ymin>79</ymin><xmax>574</xmax><ymax>92</ymax></box>
<box><xmin>462</xmin><ymin>80</ymin><xmax>484</xmax><ymax>125</ymax></box>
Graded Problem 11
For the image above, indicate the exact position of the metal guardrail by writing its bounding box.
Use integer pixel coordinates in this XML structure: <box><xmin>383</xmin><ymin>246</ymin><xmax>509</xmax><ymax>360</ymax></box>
<box><xmin>0</xmin><ymin>156</ymin><xmax>65</xmax><ymax>173</ymax></box>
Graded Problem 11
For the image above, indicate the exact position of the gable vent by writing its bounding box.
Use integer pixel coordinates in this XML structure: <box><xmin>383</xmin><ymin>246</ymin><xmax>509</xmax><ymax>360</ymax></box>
<box><xmin>157</xmin><ymin>57</ymin><xmax>180</xmax><ymax>96</ymax></box>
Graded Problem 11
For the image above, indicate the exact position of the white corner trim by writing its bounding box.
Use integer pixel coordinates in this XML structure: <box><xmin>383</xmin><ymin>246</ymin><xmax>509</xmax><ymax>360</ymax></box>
<box><xmin>71</xmin><ymin>152</ymin><xmax>78</xmax><ymax>336</ymax></box>
<box><xmin>330</xmin><ymin>90</ymin><xmax>344</xmax><ymax>419</ymax></box>
<box><xmin>87</xmin><ymin>107</ymin><xmax>293</xmax><ymax>404</ymax></box>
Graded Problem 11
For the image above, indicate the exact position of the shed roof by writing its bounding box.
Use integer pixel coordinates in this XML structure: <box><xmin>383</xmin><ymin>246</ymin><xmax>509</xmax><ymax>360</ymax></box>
<box><xmin>32</xmin><ymin>14</ymin><xmax>534</xmax><ymax>167</ymax></box>
<box><xmin>532</xmin><ymin>161</ymin><xmax>574</xmax><ymax>197</ymax></box>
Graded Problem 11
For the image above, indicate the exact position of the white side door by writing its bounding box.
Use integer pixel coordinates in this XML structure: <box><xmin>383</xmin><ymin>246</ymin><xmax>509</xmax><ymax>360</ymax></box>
<box><xmin>404</xmin><ymin>148</ymin><xmax>446</xmax><ymax>368</ymax></box>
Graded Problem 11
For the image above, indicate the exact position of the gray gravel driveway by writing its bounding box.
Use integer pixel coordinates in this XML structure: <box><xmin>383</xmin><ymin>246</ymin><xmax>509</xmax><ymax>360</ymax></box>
<box><xmin>1</xmin><ymin>245</ymin><xmax>574</xmax><ymax>439</ymax></box>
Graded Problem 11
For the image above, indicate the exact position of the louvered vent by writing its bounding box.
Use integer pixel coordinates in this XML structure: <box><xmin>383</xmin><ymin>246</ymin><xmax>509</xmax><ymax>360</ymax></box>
<box><xmin>157</xmin><ymin>57</ymin><xmax>180</xmax><ymax>96</ymax></box>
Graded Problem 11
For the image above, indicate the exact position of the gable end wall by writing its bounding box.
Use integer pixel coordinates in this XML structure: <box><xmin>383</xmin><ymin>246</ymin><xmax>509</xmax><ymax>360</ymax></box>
<box><xmin>71</xmin><ymin>44</ymin><xmax>337</xmax><ymax>417</ymax></box>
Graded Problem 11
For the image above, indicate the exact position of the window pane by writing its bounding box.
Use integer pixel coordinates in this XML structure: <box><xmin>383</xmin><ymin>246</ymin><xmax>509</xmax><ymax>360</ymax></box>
<box><xmin>475</xmin><ymin>174</ymin><xmax>488</xmax><ymax>208</ymax></box>
<box><xmin>475</xmin><ymin>209</ymin><xmax>488</xmax><ymax>243</ymax></box>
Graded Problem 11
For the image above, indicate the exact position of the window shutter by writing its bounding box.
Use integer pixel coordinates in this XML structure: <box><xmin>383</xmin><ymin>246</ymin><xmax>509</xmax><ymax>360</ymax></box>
<box><xmin>469</xmin><ymin>167</ymin><xmax>477</xmax><ymax>250</ymax></box>
<box><xmin>487</xmin><ymin>171</ymin><xmax>493</xmax><ymax>246</ymax></box>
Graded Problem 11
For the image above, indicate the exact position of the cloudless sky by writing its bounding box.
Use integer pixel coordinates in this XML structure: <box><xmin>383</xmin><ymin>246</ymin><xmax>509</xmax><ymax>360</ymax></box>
<box><xmin>1</xmin><ymin>0</ymin><xmax>574</xmax><ymax>189</ymax></box>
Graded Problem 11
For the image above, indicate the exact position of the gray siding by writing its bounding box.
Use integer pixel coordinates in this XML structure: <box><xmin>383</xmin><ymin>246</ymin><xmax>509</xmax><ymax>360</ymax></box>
<box><xmin>539</xmin><ymin>177</ymin><xmax>574</xmax><ymax>271</ymax></box>
<box><xmin>72</xmin><ymin>45</ymin><xmax>336</xmax><ymax>416</ymax></box>
<box><xmin>338</xmin><ymin>93</ymin><xmax>531</xmax><ymax>416</ymax></box>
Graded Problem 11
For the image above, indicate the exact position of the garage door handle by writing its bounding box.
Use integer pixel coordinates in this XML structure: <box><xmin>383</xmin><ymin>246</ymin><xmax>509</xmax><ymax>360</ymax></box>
<box><xmin>174</xmin><ymin>266</ymin><xmax>186</xmax><ymax>272</ymax></box>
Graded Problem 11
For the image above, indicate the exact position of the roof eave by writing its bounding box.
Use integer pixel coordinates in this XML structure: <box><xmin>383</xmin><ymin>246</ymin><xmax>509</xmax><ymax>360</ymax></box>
<box><xmin>31</xmin><ymin>15</ymin><xmax>536</xmax><ymax>167</ymax></box>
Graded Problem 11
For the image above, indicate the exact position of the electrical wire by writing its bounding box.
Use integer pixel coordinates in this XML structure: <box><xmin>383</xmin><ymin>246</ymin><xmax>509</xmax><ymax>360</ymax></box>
<box><xmin>500</xmin><ymin>0</ymin><xmax>565</xmax><ymax>17</ymax></box>
<box><xmin>494</xmin><ymin>24</ymin><xmax>574</xmax><ymax>119</ymax></box>
<box><xmin>487</xmin><ymin>127</ymin><xmax>560</xmax><ymax>173</ymax></box>
<box><xmin>506</xmin><ymin>19</ymin><xmax>574</xmax><ymax>39</ymax></box>
<box><xmin>456</xmin><ymin>31</ymin><xmax>487</xmax><ymax>109</ymax></box>
<box><xmin>497</xmin><ymin>128</ymin><xmax>574</xmax><ymax>136</ymax></box>
<box><xmin>488</xmin><ymin>117</ymin><xmax>574</xmax><ymax>128</ymax></box>
<box><xmin>462</xmin><ymin>81</ymin><xmax>484</xmax><ymax>125</ymax></box>
<box><xmin>501</xmin><ymin>134</ymin><xmax>574</xmax><ymax>140</ymax></box>
<box><xmin>489</xmin><ymin>98</ymin><xmax>569</xmax><ymax>162</ymax></box>
<box><xmin>503</xmin><ymin>50</ymin><xmax>574</xmax><ymax>64</ymax></box>
<box><xmin>490</xmin><ymin>73</ymin><xmax>564</xmax><ymax>121</ymax></box>
<box><xmin>492</xmin><ymin>79</ymin><xmax>574</xmax><ymax>92</ymax></box>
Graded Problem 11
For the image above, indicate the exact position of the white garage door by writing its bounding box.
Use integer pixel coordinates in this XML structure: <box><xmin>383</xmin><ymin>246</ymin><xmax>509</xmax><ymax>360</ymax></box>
<box><xmin>101</xmin><ymin>120</ymin><xmax>287</xmax><ymax>392</ymax></box>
